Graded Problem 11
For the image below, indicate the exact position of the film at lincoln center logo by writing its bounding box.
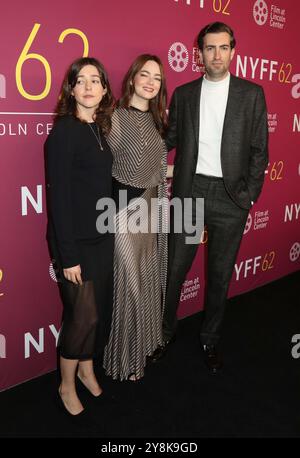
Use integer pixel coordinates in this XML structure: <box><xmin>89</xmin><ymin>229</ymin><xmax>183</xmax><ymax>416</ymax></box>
<box><xmin>290</xmin><ymin>242</ymin><xmax>300</xmax><ymax>262</ymax></box>
<box><xmin>253</xmin><ymin>0</ymin><xmax>269</xmax><ymax>26</ymax></box>
<box><xmin>168</xmin><ymin>42</ymin><xmax>189</xmax><ymax>72</ymax></box>
<box><xmin>243</xmin><ymin>213</ymin><xmax>253</xmax><ymax>235</ymax></box>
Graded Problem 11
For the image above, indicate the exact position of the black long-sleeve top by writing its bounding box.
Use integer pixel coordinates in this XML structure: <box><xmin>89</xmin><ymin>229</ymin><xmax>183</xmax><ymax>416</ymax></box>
<box><xmin>45</xmin><ymin>115</ymin><xmax>112</xmax><ymax>268</ymax></box>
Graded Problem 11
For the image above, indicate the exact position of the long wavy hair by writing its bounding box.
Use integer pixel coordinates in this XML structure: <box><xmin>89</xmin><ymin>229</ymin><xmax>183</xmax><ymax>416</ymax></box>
<box><xmin>119</xmin><ymin>54</ymin><xmax>168</xmax><ymax>135</ymax></box>
<box><xmin>55</xmin><ymin>57</ymin><xmax>114</xmax><ymax>134</ymax></box>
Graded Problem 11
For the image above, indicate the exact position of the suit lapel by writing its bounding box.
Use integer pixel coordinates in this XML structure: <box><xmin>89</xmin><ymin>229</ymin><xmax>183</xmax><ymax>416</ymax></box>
<box><xmin>189</xmin><ymin>78</ymin><xmax>203</xmax><ymax>146</ymax></box>
<box><xmin>221</xmin><ymin>75</ymin><xmax>242</xmax><ymax>152</ymax></box>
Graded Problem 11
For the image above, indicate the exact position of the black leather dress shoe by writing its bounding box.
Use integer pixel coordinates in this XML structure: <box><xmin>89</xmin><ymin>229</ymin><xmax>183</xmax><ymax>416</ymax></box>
<box><xmin>203</xmin><ymin>345</ymin><xmax>223</xmax><ymax>374</ymax></box>
<box><xmin>149</xmin><ymin>335</ymin><xmax>176</xmax><ymax>363</ymax></box>
<box><xmin>149</xmin><ymin>345</ymin><xmax>166</xmax><ymax>363</ymax></box>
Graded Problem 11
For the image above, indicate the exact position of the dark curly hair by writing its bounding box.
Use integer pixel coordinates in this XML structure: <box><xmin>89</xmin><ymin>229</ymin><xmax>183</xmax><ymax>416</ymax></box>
<box><xmin>55</xmin><ymin>57</ymin><xmax>114</xmax><ymax>134</ymax></box>
<box><xmin>119</xmin><ymin>54</ymin><xmax>168</xmax><ymax>135</ymax></box>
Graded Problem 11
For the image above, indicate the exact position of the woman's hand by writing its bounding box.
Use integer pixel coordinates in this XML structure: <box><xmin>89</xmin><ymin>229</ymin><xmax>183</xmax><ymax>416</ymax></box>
<box><xmin>63</xmin><ymin>265</ymin><xmax>83</xmax><ymax>285</ymax></box>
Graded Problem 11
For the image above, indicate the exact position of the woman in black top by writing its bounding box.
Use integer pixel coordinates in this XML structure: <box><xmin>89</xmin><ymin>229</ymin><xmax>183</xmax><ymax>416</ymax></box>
<box><xmin>45</xmin><ymin>57</ymin><xmax>114</xmax><ymax>416</ymax></box>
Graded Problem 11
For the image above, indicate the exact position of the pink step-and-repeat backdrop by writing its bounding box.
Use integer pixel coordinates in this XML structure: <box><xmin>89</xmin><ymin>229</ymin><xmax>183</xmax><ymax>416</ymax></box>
<box><xmin>0</xmin><ymin>0</ymin><xmax>299</xmax><ymax>390</ymax></box>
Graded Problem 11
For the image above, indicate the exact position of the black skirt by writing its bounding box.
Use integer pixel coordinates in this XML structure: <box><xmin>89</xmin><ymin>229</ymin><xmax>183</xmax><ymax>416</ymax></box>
<box><xmin>49</xmin><ymin>235</ymin><xmax>114</xmax><ymax>360</ymax></box>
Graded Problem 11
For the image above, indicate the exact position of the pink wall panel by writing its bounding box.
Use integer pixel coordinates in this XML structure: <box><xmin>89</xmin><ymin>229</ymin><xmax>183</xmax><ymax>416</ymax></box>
<box><xmin>0</xmin><ymin>0</ymin><xmax>299</xmax><ymax>390</ymax></box>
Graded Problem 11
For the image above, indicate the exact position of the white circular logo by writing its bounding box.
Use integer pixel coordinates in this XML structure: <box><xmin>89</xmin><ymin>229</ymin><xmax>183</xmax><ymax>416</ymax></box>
<box><xmin>253</xmin><ymin>0</ymin><xmax>269</xmax><ymax>26</ymax></box>
<box><xmin>168</xmin><ymin>42</ymin><xmax>189</xmax><ymax>72</ymax></box>
<box><xmin>290</xmin><ymin>243</ymin><xmax>300</xmax><ymax>262</ymax></box>
<box><xmin>243</xmin><ymin>213</ymin><xmax>253</xmax><ymax>235</ymax></box>
<box><xmin>49</xmin><ymin>262</ymin><xmax>58</xmax><ymax>282</ymax></box>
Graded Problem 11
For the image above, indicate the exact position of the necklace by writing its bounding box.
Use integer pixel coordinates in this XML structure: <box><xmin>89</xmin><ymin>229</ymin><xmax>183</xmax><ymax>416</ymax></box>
<box><xmin>88</xmin><ymin>122</ymin><xmax>103</xmax><ymax>150</ymax></box>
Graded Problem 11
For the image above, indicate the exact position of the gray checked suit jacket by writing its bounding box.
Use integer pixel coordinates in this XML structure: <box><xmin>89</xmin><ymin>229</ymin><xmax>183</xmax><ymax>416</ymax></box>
<box><xmin>166</xmin><ymin>74</ymin><xmax>269</xmax><ymax>209</ymax></box>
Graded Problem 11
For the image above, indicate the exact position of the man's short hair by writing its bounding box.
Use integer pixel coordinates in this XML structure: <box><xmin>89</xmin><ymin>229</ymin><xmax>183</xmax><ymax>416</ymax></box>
<box><xmin>197</xmin><ymin>22</ymin><xmax>236</xmax><ymax>51</ymax></box>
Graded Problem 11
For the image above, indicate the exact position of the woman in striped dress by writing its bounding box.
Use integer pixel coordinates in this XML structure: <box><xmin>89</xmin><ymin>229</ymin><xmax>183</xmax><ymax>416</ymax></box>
<box><xmin>103</xmin><ymin>55</ymin><xmax>168</xmax><ymax>381</ymax></box>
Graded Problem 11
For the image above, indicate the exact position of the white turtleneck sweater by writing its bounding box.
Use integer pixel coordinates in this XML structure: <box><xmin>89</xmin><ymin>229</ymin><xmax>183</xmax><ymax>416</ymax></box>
<box><xmin>196</xmin><ymin>72</ymin><xmax>230</xmax><ymax>177</ymax></box>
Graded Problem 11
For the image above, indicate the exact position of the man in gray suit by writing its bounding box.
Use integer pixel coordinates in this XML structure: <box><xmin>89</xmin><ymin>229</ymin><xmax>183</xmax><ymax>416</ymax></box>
<box><xmin>153</xmin><ymin>22</ymin><xmax>268</xmax><ymax>372</ymax></box>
